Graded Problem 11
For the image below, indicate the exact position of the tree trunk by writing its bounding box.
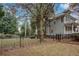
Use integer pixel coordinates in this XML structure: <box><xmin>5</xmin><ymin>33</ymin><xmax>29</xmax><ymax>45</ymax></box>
<box><xmin>39</xmin><ymin>19</ymin><xmax>43</xmax><ymax>43</ymax></box>
<box><xmin>44</xmin><ymin>17</ymin><xmax>48</xmax><ymax>38</ymax></box>
<box><xmin>36</xmin><ymin>17</ymin><xmax>44</xmax><ymax>43</ymax></box>
<box><xmin>36</xmin><ymin>4</ymin><xmax>45</xmax><ymax>43</ymax></box>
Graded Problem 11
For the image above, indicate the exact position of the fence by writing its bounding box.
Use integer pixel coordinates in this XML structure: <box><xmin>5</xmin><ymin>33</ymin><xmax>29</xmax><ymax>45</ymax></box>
<box><xmin>0</xmin><ymin>33</ymin><xmax>79</xmax><ymax>55</ymax></box>
<box><xmin>46</xmin><ymin>34</ymin><xmax>79</xmax><ymax>41</ymax></box>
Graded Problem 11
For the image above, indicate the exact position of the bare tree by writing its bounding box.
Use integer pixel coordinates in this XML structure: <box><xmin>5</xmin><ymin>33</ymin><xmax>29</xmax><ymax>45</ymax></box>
<box><xmin>17</xmin><ymin>3</ymin><xmax>55</xmax><ymax>43</ymax></box>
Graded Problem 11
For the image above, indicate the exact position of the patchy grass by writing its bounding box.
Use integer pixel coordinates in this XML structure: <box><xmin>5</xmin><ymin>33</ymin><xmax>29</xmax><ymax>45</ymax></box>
<box><xmin>0</xmin><ymin>38</ymin><xmax>39</xmax><ymax>48</ymax></box>
<box><xmin>1</xmin><ymin>39</ymin><xmax>79</xmax><ymax>56</ymax></box>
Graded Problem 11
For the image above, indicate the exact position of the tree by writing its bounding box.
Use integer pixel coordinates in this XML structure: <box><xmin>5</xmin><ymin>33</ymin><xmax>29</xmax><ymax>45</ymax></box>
<box><xmin>0</xmin><ymin>4</ymin><xmax>5</xmax><ymax>33</ymax></box>
<box><xmin>0</xmin><ymin>8</ymin><xmax>17</xmax><ymax>34</ymax></box>
<box><xmin>17</xmin><ymin>3</ymin><xmax>55</xmax><ymax>43</ymax></box>
<box><xmin>21</xmin><ymin>19</ymin><xmax>31</xmax><ymax>37</ymax></box>
<box><xmin>0</xmin><ymin>4</ymin><xmax>4</xmax><ymax>18</ymax></box>
<box><xmin>30</xmin><ymin>4</ymin><xmax>55</xmax><ymax>43</ymax></box>
<box><xmin>30</xmin><ymin>18</ymin><xmax>36</xmax><ymax>36</ymax></box>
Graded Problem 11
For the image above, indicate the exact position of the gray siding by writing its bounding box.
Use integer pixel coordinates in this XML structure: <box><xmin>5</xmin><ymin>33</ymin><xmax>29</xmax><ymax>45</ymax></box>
<box><xmin>46</xmin><ymin>18</ymin><xmax>64</xmax><ymax>35</ymax></box>
<box><xmin>46</xmin><ymin>15</ymin><xmax>78</xmax><ymax>35</ymax></box>
<box><xmin>51</xmin><ymin>18</ymin><xmax>64</xmax><ymax>35</ymax></box>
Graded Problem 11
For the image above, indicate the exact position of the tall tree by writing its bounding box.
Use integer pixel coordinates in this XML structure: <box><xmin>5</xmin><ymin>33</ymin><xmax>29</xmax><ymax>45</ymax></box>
<box><xmin>0</xmin><ymin>4</ymin><xmax>5</xmax><ymax>33</ymax></box>
<box><xmin>18</xmin><ymin>3</ymin><xmax>55</xmax><ymax>43</ymax></box>
<box><xmin>0</xmin><ymin>4</ymin><xmax>4</xmax><ymax>18</ymax></box>
<box><xmin>0</xmin><ymin>8</ymin><xmax>17</xmax><ymax>34</ymax></box>
<box><xmin>21</xmin><ymin>20</ymin><xmax>31</xmax><ymax>37</ymax></box>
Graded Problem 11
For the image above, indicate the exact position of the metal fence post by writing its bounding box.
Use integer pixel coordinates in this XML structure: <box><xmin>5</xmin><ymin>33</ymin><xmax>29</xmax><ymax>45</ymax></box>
<box><xmin>20</xmin><ymin>34</ymin><xmax>21</xmax><ymax>48</ymax></box>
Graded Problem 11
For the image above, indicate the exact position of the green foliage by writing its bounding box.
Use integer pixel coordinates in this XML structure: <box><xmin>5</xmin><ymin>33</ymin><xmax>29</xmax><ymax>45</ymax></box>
<box><xmin>0</xmin><ymin>5</ymin><xmax>17</xmax><ymax>34</ymax></box>
<box><xmin>0</xmin><ymin>4</ymin><xmax>5</xmax><ymax>33</ymax></box>
<box><xmin>30</xmin><ymin>20</ymin><xmax>36</xmax><ymax>35</ymax></box>
<box><xmin>2</xmin><ymin>15</ymin><xmax>17</xmax><ymax>34</ymax></box>
<box><xmin>0</xmin><ymin>4</ymin><xmax>4</xmax><ymax>18</ymax></box>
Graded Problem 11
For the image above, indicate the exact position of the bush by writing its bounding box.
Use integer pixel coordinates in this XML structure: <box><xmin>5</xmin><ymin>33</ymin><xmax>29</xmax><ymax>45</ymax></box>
<box><xmin>0</xmin><ymin>33</ymin><xmax>19</xmax><ymax>39</ymax></box>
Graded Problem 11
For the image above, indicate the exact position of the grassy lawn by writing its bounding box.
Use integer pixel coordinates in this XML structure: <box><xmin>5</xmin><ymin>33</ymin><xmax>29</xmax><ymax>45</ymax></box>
<box><xmin>1</xmin><ymin>39</ymin><xmax>79</xmax><ymax>56</ymax></box>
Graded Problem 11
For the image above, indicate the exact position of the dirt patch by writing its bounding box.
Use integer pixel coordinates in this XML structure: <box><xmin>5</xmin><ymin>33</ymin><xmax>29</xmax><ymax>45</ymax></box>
<box><xmin>2</xmin><ymin>41</ymin><xmax>79</xmax><ymax>56</ymax></box>
<box><xmin>1</xmin><ymin>39</ymin><xmax>79</xmax><ymax>56</ymax></box>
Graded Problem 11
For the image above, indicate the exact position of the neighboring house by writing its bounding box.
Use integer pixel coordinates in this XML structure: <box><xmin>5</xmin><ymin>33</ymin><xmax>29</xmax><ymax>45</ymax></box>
<box><xmin>46</xmin><ymin>14</ymin><xmax>79</xmax><ymax>36</ymax></box>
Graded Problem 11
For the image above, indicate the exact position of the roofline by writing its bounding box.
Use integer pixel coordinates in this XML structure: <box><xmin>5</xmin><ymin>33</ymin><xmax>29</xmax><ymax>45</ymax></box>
<box><xmin>48</xmin><ymin>10</ymin><xmax>71</xmax><ymax>22</ymax></box>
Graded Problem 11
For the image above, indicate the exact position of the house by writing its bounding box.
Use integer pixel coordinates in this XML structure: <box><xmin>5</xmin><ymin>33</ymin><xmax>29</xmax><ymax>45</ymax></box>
<box><xmin>46</xmin><ymin>13</ymin><xmax>79</xmax><ymax>37</ymax></box>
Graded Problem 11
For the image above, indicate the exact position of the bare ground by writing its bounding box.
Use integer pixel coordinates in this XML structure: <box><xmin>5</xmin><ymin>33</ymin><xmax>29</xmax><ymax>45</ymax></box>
<box><xmin>1</xmin><ymin>39</ymin><xmax>79</xmax><ymax>56</ymax></box>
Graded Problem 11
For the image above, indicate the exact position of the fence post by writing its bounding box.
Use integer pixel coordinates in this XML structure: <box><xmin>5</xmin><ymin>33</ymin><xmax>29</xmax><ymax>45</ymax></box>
<box><xmin>20</xmin><ymin>34</ymin><xmax>21</xmax><ymax>48</ymax></box>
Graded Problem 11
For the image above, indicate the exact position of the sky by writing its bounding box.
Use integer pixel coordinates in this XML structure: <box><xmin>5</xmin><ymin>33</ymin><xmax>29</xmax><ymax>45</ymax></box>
<box><xmin>54</xmin><ymin>3</ymin><xmax>69</xmax><ymax>15</ymax></box>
